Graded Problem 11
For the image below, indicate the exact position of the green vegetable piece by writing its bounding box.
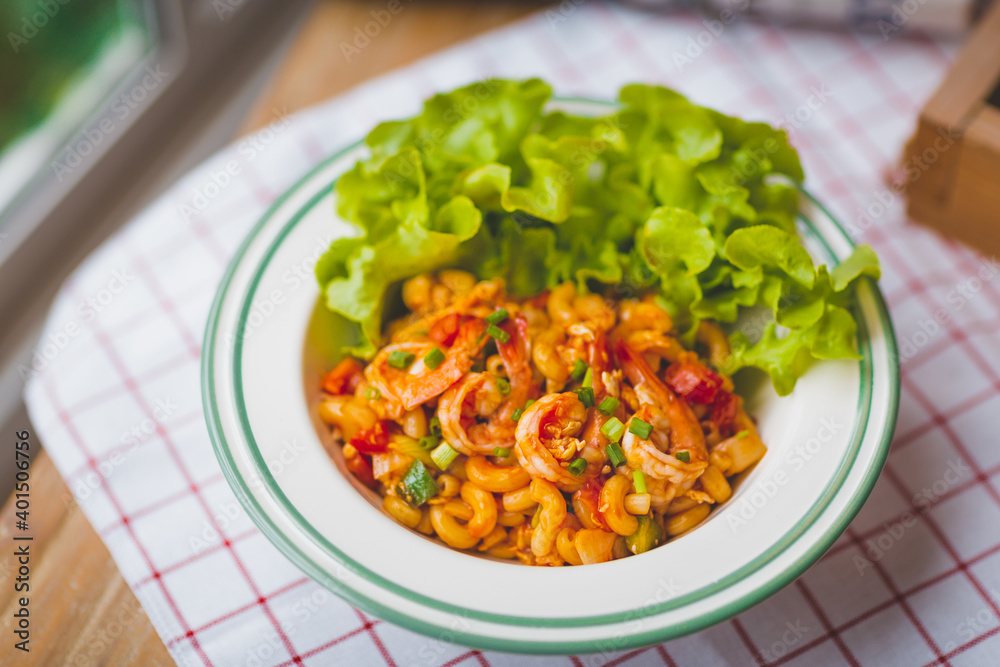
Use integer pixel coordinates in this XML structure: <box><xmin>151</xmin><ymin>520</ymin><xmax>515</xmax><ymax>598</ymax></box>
<box><xmin>606</xmin><ymin>442</ymin><xmax>627</xmax><ymax>468</ymax></box>
<box><xmin>575</xmin><ymin>387</ymin><xmax>595</xmax><ymax>408</ymax></box>
<box><xmin>598</xmin><ymin>397</ymin><xmax>620</xmax><ymax>415</ymax></box>
<box><xmin>570</xmin><ymin>359</ymin><xmax>588</xmax><ymax>381</ymax></box>
<box><xmin>423</xmin><ymin>347</ymin><xmax>445</xmax><ymax>369</ymax></box>
<box><xmin>568</xmin><ymin>458</ymin><xmax>587</xmax><ymax>476</ymax></box>
<box><xmin>418</xmin><ymin>436</ymin><xmax>438</xmax><ymax>450</ymax></box>
<box><xmin>601</xmin><ymin>417</ymin><xmax>626</xmax><ymax>442</ymax></box>
<box><xmin>388</xmin><ymin>350</ymin><xmax>415</xmax><ymax>369</ymax></box>
<box><xmin>366</xmin><ymin>387</ymin><xmax>381</xmax><ymax>400</ymax></box>
<box><xmin>633</xmin><ymin>470</ymin><xmax>647</xmax><ymax>494</ymax></box>
<box><xmin>511</xmin><ymin>408</ymin><xmax>524</xmax><ymax>422</ymax></box>
<box><xmin>430</xmin><ymin>442</ymin><xmax>459</xmax><ymax>471</ymax></box>
<box><xmin>675</xmin><ymin>451</ymin><xmax>691</xmax><ymax>463</ymax></box>
<box><xmin>487</xmin><ymin>324</ymin><xmax>510</xmax><ymax>344</ymax></box>
<box><xmin>486</xmin><ymin>308</ymin><xmax>509</xmax><ymax>325</ymax></box>
<box><xmin>582</xmin><ymin>367</ymin><xmax>593</xmax><ymax>388</ymax></box>
<box><xmin>626</xmin><ymin>516</ymin><xmax>663</xmax><ymax>555</ymax></box>
<box><xmin>496</xmin><ymin>377</ymin><xmax>512</xmax><ymax>395</ymax></box>
<box><xmin>629</xmin><ymin>418</ymin><xmax>653</xmax><ymax>440</ymax></box>
<box><xmin>401</xmin><ymin>460</ymin><xmax>439</xmax><ymax>505</ymax></box>
<box><xmin>493</xmin><ymin>447</ymin><xmax>511</xmax><ymax>458</ymax></box>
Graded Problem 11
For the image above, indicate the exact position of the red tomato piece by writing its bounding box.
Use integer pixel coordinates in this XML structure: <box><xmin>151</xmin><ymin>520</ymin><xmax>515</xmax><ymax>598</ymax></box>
<box><xmin>349</xmin><ymin>420</ymin><xmax>390</xmax><ymax>455</ymax></box>
<box><xmin>345</xmin><ymin>452</ymin><xmax>377</xmax><ymax>489</ymax></box>
<box><xmin>711</xmin><ymin>390</ymin><xmax>740</xmax><ymax>437</ymax></box>
<box><xmin>321</xmin><ymin>357</ymin><xmax>364</xmax><ymax>395</ymax></box>
<box><xmin>664</xmin><ymin>361</ymin><xmax>723</xmax><ymax>404</ymax></box>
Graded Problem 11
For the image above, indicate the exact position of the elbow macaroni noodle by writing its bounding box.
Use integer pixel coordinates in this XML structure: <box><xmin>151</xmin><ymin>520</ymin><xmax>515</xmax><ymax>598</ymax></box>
<box><xmin>319</xmin><ymin>272</ymin><xmax>767</xmax><ymax>566</ymax></box>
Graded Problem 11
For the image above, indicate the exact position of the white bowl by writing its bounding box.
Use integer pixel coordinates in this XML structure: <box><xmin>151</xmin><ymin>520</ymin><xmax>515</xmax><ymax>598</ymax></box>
<box><xmin>202</xmin><ymin>100</ymin><xmax>899</xmax><ymax>653</ymax></box>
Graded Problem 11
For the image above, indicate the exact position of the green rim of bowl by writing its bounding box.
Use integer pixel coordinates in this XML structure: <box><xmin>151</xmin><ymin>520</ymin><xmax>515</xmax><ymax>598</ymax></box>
<box><xmin>202</xmin><ymin>98</ymin><xmax>899</xmax><ymax>654</ymax></box>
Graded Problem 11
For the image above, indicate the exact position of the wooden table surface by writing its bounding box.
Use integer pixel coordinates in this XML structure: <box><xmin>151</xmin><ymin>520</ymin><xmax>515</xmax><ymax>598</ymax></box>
<box><xmin>0</xmin><ymin>2</ymin><xmax>539</xmax><ymax>664</ymax></box>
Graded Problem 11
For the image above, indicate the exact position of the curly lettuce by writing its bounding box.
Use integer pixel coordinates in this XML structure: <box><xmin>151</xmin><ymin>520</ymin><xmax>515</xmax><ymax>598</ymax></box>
<box><xmin>316</xmin><ymin>79</ymin><xmax>879</xmax><ymax>395</ymax></box>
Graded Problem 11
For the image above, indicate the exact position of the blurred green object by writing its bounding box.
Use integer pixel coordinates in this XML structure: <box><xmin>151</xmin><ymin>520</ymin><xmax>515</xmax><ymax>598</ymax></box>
<box><xmin>0</xmin><ymin>0</ymin><xmax>149</xmax><ymax>154</ymax></box>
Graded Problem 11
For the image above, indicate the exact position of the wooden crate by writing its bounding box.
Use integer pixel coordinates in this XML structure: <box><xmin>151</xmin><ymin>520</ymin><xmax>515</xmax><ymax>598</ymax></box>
<box><xmin>903</xmin><ymin>0</ymin><xmax>1000</xmax><ymax>256</ymax></box>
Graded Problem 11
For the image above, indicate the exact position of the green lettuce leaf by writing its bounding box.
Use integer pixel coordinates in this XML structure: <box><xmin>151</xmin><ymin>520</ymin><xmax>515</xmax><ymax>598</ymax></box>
<box><xmin>315</xmin><ymin>78</ymin><xmax>879</xmax><ymax>395</ymax></box>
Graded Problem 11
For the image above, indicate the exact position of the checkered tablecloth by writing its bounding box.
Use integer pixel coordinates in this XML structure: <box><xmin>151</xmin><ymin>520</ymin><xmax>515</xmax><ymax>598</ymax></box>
<box><xmin>23</xmin><ymin>3</ymin><xmax>1000</xmax><ymax>665</ymax></box>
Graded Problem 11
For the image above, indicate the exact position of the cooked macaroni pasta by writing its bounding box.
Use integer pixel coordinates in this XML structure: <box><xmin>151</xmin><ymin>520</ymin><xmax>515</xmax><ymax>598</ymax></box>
<box><xmin>318</xmin><ymin>272</ymin><xmax>767</xmax><ymax>566</ymax></box>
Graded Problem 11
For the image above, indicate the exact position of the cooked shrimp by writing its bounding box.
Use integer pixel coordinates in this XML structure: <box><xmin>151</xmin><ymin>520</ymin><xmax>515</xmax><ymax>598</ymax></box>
<box><xmin>616</xmin><ymin>340</ymin><xmax>708</xmax><ymax>483</ymax></box>
<box><xmin>366</xmin><ymin>317</ymin><xmax>487</xmax><ymax>411</ymax></box>
<box><xmin>625</xmin><ymin>330</ymin><xmax>686</xmax><ymax>366</ymax></box>
<box><xmin>437</xmin><ymin>315</ymin><xmax>536</xmax><ymax>455</ymax></box>
<box><xmin>514</xmin><ymin>392</ymin><xmax>590</xmax><ymax>489</ymax></box>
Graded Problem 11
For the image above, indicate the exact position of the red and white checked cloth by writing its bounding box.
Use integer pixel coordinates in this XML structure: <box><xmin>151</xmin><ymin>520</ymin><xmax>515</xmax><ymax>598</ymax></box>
<box><xmin>23</xmin><ymin>4</ymin><xmax>1000</xmax><ymax>666</ymax></box>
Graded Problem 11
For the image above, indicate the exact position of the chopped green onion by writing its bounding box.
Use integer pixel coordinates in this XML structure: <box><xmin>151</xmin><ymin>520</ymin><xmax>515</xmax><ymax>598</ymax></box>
<box><xmin>601</xmin><ymin>417</ymin><xmax>625</xmax><ymax>442</ymax></box>
<box><xmin>418</xmin><ymin>436</ymin><xmax>438</xmax><ymax>450</ymax></box>
<box><xmin>423</xmin><ymin>347</ymin><xmax>445</xmax><ymax>369</ymax></box>
<box><xmin>568</xmin><ymin>458</ymin><xmax>587</xmax><ymax>476</ymax></box>
<box><xmin>629</xmin><ymin>418</ymin><xmax>653</xmax><ymax>439</ymax></box>
<box><xmin>606</xmin><ymin>442</ymin><xmax>627</xmax><ymax>467</ymax></box>
<box><xmin>388</xmin><ymin>350</ymin><xmax>415</xmax><ymax>369</ymax></box>
<box><xmin>430</xmin><ymin>442</ymin><xmax>459</xmax><ymax>471</ymax></box>
<box><xmin>429</xmin><ymin>415</ymin><xmax>442</xmax><ymax>436</ymax></box>
<box><xmin>632</xmin><ymin>470</ymin><xmax>647</xmax><ymax>494</ymax></box>
<box><xmin>582</xmin><ymin>367</ymin><xmax>593</xmax><ymax>388</ymax></box>
<box><xmin>487</xmin><ymin>323</ymin><xmax>510</xmax><ymax>344</ymax></box>
<box><xmin>570</xmin><ymin>359</ymin><xmax>588</xmax><ymax>381</ymax></box>
<box><xmin>736</xmin><ymin>429</ymin><xmax>749</xmax><ymax>439</ymax></box>
<box><xmin>675</xmin><ymin>451</ymin><xmax>691</xmax><ymax>463</ymax></box>
<box><xmin>366</xmin><ymin>387</ymin><xmax>381</xmax><ymax>400</ymax></box>
<box><xmin>493</xmin><ymin>446</ymin><xmax>511</xmax><ymax>458</ymax></box>
<box><xmin>525</xmin><ymin>399</ymin><xmax>536</xmax><ymax>409</ymax></box>
<box><xmin>598</xmin><ymin>396</ymin><xmax>620</xmax><ymax>415</ymax></box>
<box><xmin>511</xmin><ymin>408</ymin><xmax>524</xmax><ymax>422</ymax></box>
<box><xmin>575</xmin><ymin>386</ymin><xmax>595</xmax><ymax>408</ymax></box>
<box><xmin>496</xmin><ymin>377</ymin><xmax>511</xmax><ymax>395</ymax></box>
<box><xmin>401</xmin><ymin>460</ymin><xmax>439</xmax><ymax>505</ymax></box>
<box><xmin>486</xmin><ymin>308</ymin><xmax>509</xmax><ymax>325</ymax></box>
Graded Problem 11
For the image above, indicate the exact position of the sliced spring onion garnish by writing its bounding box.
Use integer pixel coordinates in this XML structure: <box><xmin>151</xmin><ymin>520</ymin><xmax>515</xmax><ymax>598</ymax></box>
<box><xmin>632</xmin><ymin>469</ymin><xmax>647</xmax><ymax>494</ymax></box>
<box><xmin>493</xmin><ymin>446</ymin><xmax>511</xmax><ymax>458</ymax></box>
<box><xmin>628</xmin><ymin>418</ymin><xmax>653</xmax><ymax>439</ymax></box>
<box><xmin>388</xmin><ymin>350</ymin><xmax>415</xmax><ymax>369</ymax></box>
<box><xmin>601</xmin><ymin>417</ymin><xmax>625</xmax><ymax>442</ymax></box>
<box><xmin>675</xmin><ymin>451</ymin><xmax>691</xmax><ymax>463</ymax></box>
<box><xmin>423</xmin><ymin>347</ymin><xmax>445</xmax><ymax>369</ymax></box>
<box><xmin>570</xmin><ymin>359</ymin><xmax>588</xmax><ymax>381</ymax></box>
<box><xmin>487</xmin><ymin>323</ymin><xmax>510</xmax><ymax>344</ymax></box>
<box><xmin>496</xmin><ymin>377</ymin><xmax>511</xmax><ymax>395</ymax></box>
<box><xmin>598</xmin><ymin>396</ymin><xmax>620</xmax><ymax>415</ymax></box>
<box><xmin>606</xmin><ymin>442</ymin><xmax>627</xmax><ymax>467</ymax></box>
<box><xmin>486</xmin><ymin>308</ymin><xmax>509</xmax><ymax>325</ymax></box>
<box><xmin>568</xmin><ymin>458</ymin><xmax>587</xmax><ymax>476</ymax></box>
<box><xmin>430</xmin><ymin>442</ymin><xmax>459</xmax><ymax>470</ymax></box>
<box><xmin>575</xmin><ymin>386</ymin><xmax>595</xmax><ymax>408</ymax></box>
